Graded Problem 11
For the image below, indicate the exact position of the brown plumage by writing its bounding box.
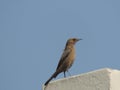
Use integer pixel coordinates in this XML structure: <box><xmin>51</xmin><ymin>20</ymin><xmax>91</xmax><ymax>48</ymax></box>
<box><xmin>44</xmin><ymin>38</ymin><xmax>82</xmax><ymax>86</ymax></box>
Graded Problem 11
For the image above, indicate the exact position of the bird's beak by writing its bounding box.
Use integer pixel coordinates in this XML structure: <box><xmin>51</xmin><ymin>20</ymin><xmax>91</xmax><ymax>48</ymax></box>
<box><xmin>77</xmin><ymin>38</ymin><xmax>82</xmax><ymax>41</ymax></box>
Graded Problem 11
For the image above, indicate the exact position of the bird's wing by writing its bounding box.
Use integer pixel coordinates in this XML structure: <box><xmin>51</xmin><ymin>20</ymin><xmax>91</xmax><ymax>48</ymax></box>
<box><xmin>56</xmin><ymin>48</ymin><xmax>71</xmax><ymax>70</ymax></box>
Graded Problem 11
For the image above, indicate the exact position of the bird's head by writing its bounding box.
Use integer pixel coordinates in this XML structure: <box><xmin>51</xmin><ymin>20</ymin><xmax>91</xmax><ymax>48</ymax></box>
<box><xmin>66</xmin><ymin>38</ymin><xmax>82</xmax><ymax>45</ymax></box>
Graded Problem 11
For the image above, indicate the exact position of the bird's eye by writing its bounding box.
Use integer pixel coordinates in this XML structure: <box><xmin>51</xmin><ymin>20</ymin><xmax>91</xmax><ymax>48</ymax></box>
<box><xmin>73</xmin><ymin>38</ymin><xmax>76</xmax><ymax>41</ymax></box>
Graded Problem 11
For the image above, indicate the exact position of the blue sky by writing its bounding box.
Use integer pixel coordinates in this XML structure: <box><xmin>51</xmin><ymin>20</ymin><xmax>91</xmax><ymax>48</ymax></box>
<box><xmin>1</xmin><ymin>0</ymin><xmax>120</xmax><ymax>90</ymax></box>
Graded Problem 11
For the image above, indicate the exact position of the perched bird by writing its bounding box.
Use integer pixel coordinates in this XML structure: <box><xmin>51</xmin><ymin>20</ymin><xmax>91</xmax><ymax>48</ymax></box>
<box><xmin>44</xmin><ymin>38</ymin><xmax>82</xmax><ymax>86</ymax></box>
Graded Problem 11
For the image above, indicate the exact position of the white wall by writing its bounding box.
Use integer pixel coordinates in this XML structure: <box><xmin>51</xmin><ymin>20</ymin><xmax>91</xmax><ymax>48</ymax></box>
<box><xmin>43</xmin><ymin>68</ymin><xmax>120</xmax><ymax>90</ymax></box>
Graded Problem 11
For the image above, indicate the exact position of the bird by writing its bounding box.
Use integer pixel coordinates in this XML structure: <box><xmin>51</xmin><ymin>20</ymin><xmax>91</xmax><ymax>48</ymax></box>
<box><xmin>44</xmin><ymin>38</ymin><xmax>82</xmax><ymax>86</ymax></box>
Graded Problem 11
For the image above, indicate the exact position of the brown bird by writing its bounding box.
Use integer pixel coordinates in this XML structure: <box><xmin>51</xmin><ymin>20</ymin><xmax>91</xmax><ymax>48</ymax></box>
<box><xmin>44</xmin><ymin>38</ymin><xmax>82</xmax><ymax>86</ymax></box>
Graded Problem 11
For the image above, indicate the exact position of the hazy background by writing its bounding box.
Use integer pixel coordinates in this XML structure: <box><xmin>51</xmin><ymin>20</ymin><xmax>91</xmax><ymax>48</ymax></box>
<box><xmin>1</xmin><ymin>0</ymin><xmax>120</xmax><ymax>90</ymax></box>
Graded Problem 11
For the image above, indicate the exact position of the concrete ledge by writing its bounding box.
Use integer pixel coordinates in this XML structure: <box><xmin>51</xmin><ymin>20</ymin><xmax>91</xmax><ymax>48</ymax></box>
<box><xmin>43</xmin><ymin>68</ymin><xmax>120</xmax><ymax>90</ymax></box>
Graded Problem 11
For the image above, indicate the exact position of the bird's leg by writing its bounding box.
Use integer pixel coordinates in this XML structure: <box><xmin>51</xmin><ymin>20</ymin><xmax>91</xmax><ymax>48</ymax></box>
<box><xmin>64</xmin><ymin>71</ymin><xmax>66</xmax><ymax>77</ymax></box>
<box><xmin>67</xmin><ymin>70</ymin><xmax>71</xmax><ymax>76</ymax></box>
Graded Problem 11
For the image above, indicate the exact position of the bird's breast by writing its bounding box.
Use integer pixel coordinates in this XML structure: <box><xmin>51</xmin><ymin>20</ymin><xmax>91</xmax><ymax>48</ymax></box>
<box><xmin>66</xmin><ymin>48</ymin><xmax>76</xmax><ymax>69</ymax></box>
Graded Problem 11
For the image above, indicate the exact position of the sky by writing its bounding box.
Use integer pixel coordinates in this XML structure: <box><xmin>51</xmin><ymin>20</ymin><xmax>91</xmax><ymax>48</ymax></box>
<box><xmin>0</xmin><ymin>0</ymin><xmax>120</xmax><ymax>90</ymax></box>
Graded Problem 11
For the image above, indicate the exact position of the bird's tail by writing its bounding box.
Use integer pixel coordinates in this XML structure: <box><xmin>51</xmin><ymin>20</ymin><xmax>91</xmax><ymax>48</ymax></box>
<box><xmin>44</xmin><ymin>71</ymin><xmax>59</xmax><ymax>86</ymax></box>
